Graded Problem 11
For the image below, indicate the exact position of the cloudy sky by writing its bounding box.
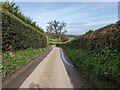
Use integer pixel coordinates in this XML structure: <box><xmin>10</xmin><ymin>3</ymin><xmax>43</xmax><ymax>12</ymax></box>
<box><xmin>16</xmin><ymin>2</ymin><xmax>118</xmax><ymax>35</ymax></box>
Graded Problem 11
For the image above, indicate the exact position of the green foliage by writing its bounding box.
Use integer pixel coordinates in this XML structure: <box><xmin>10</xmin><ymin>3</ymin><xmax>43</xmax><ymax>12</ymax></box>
<box><xmin>2</xmin><ymin>9</ymin><xmax>47</xmax><ymax>51</ymax></box>
<box><xmin>49</xmin><ymin>38</ymin><xmax>59</xmax><ymax>42</ymax></box>
<box><xmin>84</xmin><ymin>30</ymin><xmax>93</xmax><ymax>37</ymax></box>
<box><xmin>1</xmin><ymin>1</ymin><xmax>43</xmax><ymax>32</ymax></box>
<box><xmin>69</xmin><ymin>21</ymin><xmax>120</xmax><ymax>51</ymax></box>
<box><xmin>61</xmin><ymin>45</ymin><xmax>120</xmax><ymax>88</ymax></box>
<box><xmin>1</xmin><ymin>1</ymin><xmax>48</xmax><ymax>80</ymax></box>
<box><xmin>59</xmin><ymin>21</ymin><xmax>120</xmax><ymax>88</ymax></box>
<box><xmin>61</xmin><ymin>35</ymin><xmax>69</xmax><ymax>42</ymax></box>
<box><xmin>2</xmin><ymin>47</ymin><xmax>49</xmax><ymax>78</ymax></box>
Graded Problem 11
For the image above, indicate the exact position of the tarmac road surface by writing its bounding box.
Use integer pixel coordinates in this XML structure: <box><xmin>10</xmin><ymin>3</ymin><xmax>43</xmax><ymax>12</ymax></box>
<box><xmin>20</xmin><ymin>47</ymin><xmax>73</xmax><ymax>88</ymax></box>
<box><xmin>3</xmin><ymin>47</ymin><xmax>90</xmax><ymax>89</ymax></box>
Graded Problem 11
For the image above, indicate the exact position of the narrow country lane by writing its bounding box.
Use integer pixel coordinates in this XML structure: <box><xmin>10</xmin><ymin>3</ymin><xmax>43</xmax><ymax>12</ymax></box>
<box><xmin>20</xmin><ymin>47</ymin><xmax>73</xmax><ymax>88</ymax></box>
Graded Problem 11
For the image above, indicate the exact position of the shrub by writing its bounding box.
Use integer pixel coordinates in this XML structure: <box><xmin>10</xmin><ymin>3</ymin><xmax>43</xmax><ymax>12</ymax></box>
<box><xmin>2</xmin><ymin>9</ymin><xmax>47</xmax><ymax>52</ymax></box>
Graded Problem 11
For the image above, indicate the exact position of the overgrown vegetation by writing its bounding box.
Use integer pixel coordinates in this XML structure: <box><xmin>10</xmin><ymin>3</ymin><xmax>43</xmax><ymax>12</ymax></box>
<box><xmin>62</xmin><ymin>46</ymin><xmax>120</xmax><ymax>88</ymax></box>
<box><xmin>2</xmin><ymin>2</ymin><xmax>47</xmax><ymax>52</ymax></box>
<box><xmin>59</xmin><ymin>21</ymin><xmax>120</xmax><ymax>88</ymax></box>
<box><xmin>1</xmin><ymin>1</ymin><xmax>48</xmax><ymax>79</ymax></box>
<box><xmin>1</xmin><ymin>1</ymin><xmax>43</xmax><ymax>32</ymax></box>
<box><xmin>2</xmin><ymin>10</ymin><xmax>47</xmax><ymax>51</ymax></box>
<box><xmin>70</xmin><ymin>21</ymin><xmax>120</xmax><ymax>51</ymax></box>
<box><xmin>2</xmin><ymin>47</ymin><xmax>50</xmax><ymax>79</ymax></box>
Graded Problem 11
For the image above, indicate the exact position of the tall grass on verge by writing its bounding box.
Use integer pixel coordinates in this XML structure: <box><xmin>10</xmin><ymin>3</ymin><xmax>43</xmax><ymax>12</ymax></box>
<box><xmin>2</xmin><ymin>47</ymin><xmax>49</xmax><ymax>79</ymax></box>
<box><xmin>62</xmin><ymin>46</ymin><xmax>120</xmax><ymax>88</ymax></box>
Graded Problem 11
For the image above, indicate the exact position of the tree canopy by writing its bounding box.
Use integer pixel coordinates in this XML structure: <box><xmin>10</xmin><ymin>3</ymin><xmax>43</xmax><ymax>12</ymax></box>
<box><xmin>47</xmin><ymin>20</ymin><xmax>67</xmax><ymax>34</ymax></box>
<box><xmin>47</xmin><ymin>20</ymin><xmax>67</xmax><ymax>43</ymax></box>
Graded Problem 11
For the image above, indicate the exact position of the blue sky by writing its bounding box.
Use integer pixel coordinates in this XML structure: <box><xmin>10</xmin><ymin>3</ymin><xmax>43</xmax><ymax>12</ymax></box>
<box><xmin>16</xmin><ymin>2</ymin><xmax>118</xmax><ymax>35</ymax></box>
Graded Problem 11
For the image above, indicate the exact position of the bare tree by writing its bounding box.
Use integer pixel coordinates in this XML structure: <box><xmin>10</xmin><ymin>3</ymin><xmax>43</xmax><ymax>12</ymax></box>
<box><xmin>47</xmin><ymin>20</ymin><xmax>67</xmax><ymax>44</ymax></box>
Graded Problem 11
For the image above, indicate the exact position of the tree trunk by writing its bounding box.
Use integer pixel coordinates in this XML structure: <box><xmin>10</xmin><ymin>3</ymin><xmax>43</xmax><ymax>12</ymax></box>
<box><xmin>58</xmin><ymin>36</ymin><xmax>61</xmax><ymax>45</ymax></box>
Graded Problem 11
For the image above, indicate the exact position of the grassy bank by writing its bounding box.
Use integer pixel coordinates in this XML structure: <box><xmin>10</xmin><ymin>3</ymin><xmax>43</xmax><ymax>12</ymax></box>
<box><xmin>2</xmin><ymin>46</ymin><xmax>50</xmax><ymax>79</ymax></box>
<box><xmin>61</xmin><ymin>45</ymin><xmax>120</xmax><ymax>88</ymax></box>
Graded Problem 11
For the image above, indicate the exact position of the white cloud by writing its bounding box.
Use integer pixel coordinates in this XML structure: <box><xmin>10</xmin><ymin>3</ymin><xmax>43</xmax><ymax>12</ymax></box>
<box><xmin>14</xmin><ymin>2</ymin><xmax>118</xmax><ymax>35</ymax></box>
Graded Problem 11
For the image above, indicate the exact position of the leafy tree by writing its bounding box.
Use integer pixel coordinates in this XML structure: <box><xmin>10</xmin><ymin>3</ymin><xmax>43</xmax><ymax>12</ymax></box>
<box><xmin>47</xmin><ymin>20</ymin><xmax>67</xmax><ymax>44</ymax></box>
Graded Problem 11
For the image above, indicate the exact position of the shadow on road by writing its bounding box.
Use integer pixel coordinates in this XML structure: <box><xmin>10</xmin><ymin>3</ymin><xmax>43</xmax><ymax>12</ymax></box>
<box><xmin>29</xmin><ymin>82</ymin><xmax>40</xmax><ymax>90</ymax></box>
